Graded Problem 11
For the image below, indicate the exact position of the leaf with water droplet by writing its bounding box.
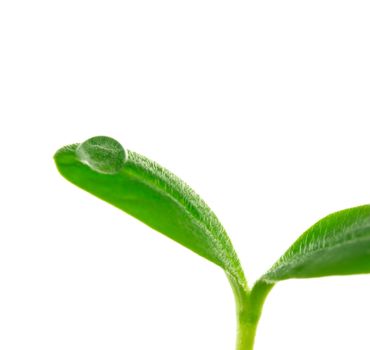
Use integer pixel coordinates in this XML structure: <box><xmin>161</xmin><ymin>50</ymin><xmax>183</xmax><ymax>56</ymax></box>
<box><xmin>54</xmin><ymin>136</ymin><xmax>247</xmax><ymax>290</ymax></box>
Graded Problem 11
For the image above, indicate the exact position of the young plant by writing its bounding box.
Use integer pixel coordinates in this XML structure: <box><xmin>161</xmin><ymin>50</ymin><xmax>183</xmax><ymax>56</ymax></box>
<box><xmin>54</xmin><ymin>136</ymin><xmax>370</xmax><ymax>350</ymax></box>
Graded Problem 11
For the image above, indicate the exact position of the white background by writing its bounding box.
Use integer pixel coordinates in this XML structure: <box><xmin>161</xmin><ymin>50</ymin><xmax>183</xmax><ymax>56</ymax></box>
<box><xmin>1</xmin><ymin>1</ymin><xmax>370</xmax><ymax>349</ymax></box>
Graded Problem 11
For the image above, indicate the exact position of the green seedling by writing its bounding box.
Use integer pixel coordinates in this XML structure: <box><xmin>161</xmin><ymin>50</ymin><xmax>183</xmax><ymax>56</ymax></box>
<box><xmin>54</xmin><ymin>136</ymin><xmax>370</xmax><ymax>350</ymax></box>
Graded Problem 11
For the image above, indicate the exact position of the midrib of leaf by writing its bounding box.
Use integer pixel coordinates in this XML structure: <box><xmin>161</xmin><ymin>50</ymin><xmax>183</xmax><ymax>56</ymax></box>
<box><xmin>126</xmin><ymin>150</ymin><xmax>248</xmax><ymax>290</ymax></box>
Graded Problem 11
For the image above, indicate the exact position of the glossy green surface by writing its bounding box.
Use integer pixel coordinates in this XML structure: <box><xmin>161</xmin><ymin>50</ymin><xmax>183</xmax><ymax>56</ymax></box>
<box><xmin>263</xmin><ymin>205</ymin><xmax>370</xmax><ymax>282</ymax></box>
<box><xmin>54</xmin><ymin>136</ymin><xmax>247</xmax><ymax>290</ymax></box>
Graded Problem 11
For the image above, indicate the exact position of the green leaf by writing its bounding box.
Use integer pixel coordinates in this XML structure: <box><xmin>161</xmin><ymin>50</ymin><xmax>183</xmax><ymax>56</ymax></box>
<box><xmin>54</xmin><ymin>136</ymin><xmax>247</xmax><ymax>289</ymax></box>
<box><xmin>262</xmin><ymin>205</ymin><xmax>370</xmax><ymax>282</ymax></box>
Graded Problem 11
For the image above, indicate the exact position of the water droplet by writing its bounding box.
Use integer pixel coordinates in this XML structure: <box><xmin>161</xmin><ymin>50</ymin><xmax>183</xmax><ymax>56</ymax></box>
<box><xmin>76</xmin><ymin>136</ymin><xmax>127</xmax><ymax>174</ymax></box>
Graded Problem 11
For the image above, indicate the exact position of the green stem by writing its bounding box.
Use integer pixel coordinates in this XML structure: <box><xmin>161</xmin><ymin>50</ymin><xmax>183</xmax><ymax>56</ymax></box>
<box><xmin>227</xmin><ymin>275</ymin><xmax>274</xmax><ymax>350</ymax></box>
<box><xmin>236</xmin><ymin>319</ymin><xmax>258</xmax><ymax>350</ymax></box>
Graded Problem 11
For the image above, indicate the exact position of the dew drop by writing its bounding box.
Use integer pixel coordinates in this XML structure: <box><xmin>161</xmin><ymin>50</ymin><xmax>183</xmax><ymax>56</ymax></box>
<box><xmin>76</xmin><ymin>136</ymin><xmax>127</xmax><ymax>174</ymax></box>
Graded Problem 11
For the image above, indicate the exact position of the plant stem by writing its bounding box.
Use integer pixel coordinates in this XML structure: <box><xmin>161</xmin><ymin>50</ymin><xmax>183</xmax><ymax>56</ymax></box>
<box><xmin>227</xmin><ymin>275</ymin><xmax>274</xmax><ymax>350</ymax></box>
<box><xmin>236</xmin><ymin>318</ymin><xmax>258</xmax><ymax>350</ymax></box>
